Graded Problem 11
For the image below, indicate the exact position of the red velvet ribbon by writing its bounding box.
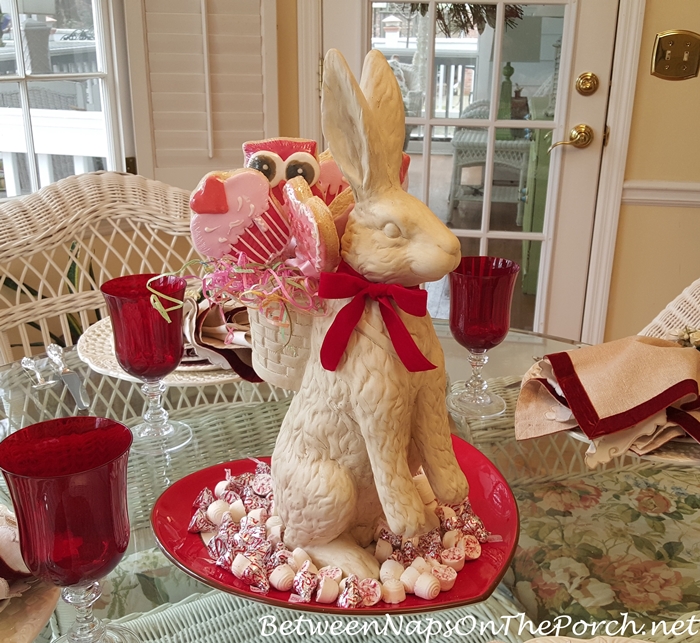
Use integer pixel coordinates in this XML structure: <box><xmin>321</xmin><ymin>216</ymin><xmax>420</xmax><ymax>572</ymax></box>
<box><xmin>318</xmin><ymin>261</ymin><xmax>436</xmax><ymax>372</ymax></box>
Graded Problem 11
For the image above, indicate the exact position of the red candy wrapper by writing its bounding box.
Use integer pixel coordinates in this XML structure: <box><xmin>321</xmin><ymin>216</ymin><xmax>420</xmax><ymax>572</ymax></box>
<box><xmin>388</xmin><ymin>549</ymin><xmax>405</xmax><ymax>565</ymax></box>
<box><xmin>251</xmin><ymin>473</ymin><xmax>273</xmax><ymax>497</ymax></box>
<box><xmin>337</xmin><ymin>575</ymin><xmax>362</xmax><ymax>609</ymax></box>
<box><xmin>400</xmin><ymin>540</ymin><xmax>419</xmax><ymax>565</ymax></box>
<box><xmin>243</xmin><ymin>561</ymin><xmax>270</xmax><ymax>594</ymax></box>
<box><xmin>193</xmin><ymin>487</ymin><xmax>216</xmax><ymax>510</ymax></box>
<box><xmin>188</xmin><ymin>508</ymin><xmax>216</xmax><ymax>534</ymax></box>
<box><xmin>289</xmin><ymin>560</ymin><xmax>318</xmax><ymax>603</ymax></box>
<box><xmin>376</xmin><ymin>527</ymin><xmax>401</xmax><ymax>549</ymax></box>
<box><xmin>251</xmin><ymin>458</ymin><xmax>271</xmax><ymax>476</ymax></box>
<box><xmin>220</xmin><ymin>489</ymin><xmax>241</xmax><ymax>505</ymax></box>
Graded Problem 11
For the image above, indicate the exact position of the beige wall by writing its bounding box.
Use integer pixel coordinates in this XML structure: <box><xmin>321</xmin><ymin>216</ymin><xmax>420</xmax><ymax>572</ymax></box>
<box><xmin>605</xmin><ymin>0</ymin><xmax>700</xmax><ymax>340</ymax></box>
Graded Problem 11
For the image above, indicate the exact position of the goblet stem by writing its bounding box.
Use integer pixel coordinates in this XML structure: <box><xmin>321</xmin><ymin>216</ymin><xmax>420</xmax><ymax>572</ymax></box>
<box><xmin>446</xmin><ymin>349</ymin><xmax>507</xmax><ymax>420</ymax></box>
<box><xmin>131</xmin><ymin>380</ymin><xmax>192</xmax><ymax>455</ymax></box>
<box><xmin>465</xmin><ymin>350</ymin><xmax>490</xmax><ymax>404</ymax></box>
<box><xmin>62</xmin><ymin>582</ymin><xmax>104</xmax><ymax>643</ymax></box>
<box><xmin>141</xmin><ymin>380</ymin><xmax>169</xmax><ymax>436</ymax></box>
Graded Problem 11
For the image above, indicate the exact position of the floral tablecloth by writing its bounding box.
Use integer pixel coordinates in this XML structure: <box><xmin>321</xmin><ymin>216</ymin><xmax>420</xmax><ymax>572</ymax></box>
<box><xmin>511</xmin><ymin>463</ymin><xmax>700</xmax><ymax>633</ymax></box>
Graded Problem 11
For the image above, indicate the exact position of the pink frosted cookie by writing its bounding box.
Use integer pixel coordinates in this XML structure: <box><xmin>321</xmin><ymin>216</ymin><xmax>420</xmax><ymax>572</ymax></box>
<box><xmin>282</xmin><ymin>176</ymin><xmax>340</xmax><ymax>278</ymax></box>
<box><xmin>189</xmin><ymin>168</ymin><xmax>291</xmax><ymax>263</ymax></box>
<box><xmin>316</xmin><ymin>149</ymin><xmax>349</xmax><ymax>205</ymax></box>
<box><xmin>243</xmin><ymin>138</ymin><xmax>322</xmax><ymax>205</ymax></box>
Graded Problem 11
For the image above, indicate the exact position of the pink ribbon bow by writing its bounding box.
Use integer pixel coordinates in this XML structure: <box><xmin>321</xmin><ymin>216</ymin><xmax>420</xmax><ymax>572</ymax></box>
<box><xmin>318</xmin><ymin>261</ymin><xmax>436</xmax><ymax>372</ymax></box>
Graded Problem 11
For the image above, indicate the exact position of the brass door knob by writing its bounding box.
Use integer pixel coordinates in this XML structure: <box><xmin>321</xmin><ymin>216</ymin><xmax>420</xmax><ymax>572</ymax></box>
<box><xmin>547</xmin><ymin>124</ymin><xmax>594</xmax><ymax>153</ymax></box>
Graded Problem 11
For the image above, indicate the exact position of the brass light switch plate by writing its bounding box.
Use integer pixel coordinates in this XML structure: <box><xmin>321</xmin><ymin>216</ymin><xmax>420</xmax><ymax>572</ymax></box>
<box><xmin>651</xmin><ymin>30</ymin><xmax>700</xmax><ymax>80</ymax></box>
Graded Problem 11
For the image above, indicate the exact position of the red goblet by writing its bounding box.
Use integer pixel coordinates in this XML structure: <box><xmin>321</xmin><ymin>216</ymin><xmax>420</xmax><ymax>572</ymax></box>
<box><xmin>101</xmin><ymin>273</ymin><xmax>192</xmax><ymax>454</ymax></box>
<box><xmin>0</xmin><ymin>417</ymin><xmax>139</xmax><ymax>643</ymax></box>
<box><xmin>447</xmin><ymin>256</ymin><xmax>520</xmax><ymax>419</ymax></box>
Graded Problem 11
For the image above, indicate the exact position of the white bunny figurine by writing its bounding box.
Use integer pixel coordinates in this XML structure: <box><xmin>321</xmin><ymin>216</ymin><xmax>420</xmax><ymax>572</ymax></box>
<box><xmin>271</xmin><ymin>48</ymin><xmax>469</xmax><ymax>580</ymax></box>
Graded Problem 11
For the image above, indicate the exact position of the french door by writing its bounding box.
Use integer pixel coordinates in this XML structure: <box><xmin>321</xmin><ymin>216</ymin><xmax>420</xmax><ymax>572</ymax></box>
<box><xmin>306</xmin><ymin>0</ymin><xmax>622</xmax><ymax>341</ymax></box>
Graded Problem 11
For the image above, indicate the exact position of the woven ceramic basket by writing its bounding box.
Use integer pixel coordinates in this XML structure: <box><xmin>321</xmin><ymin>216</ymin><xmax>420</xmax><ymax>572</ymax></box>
<box><xmin>248</xmin><ymin>307</ymin><xmax>313</xmax><ymax>391</ymax></box>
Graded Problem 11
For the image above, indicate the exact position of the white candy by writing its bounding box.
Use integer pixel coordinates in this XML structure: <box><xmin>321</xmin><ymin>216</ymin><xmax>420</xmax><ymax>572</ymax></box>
<box><xmin>413</xmin><ymin>473</ymin><xmax>436</xmax><ymax>505</ymax></box>
<box><xmin>247</xmin><ymin>508</ymin><xmax>266</xmax><ymax>524</ymax></box>
<box><xmin>359</xmin><ymin>578</ymin><xmax>382</xmax><ymax>606</ymax></box>
<box><xmin>315</xmin><ymin>577</ymin><xmax>340</xmax><ymax>604</ymax></box>
<box><xmin>431</xmin><ymin>563</ymin><xmax>457</xmax><ymax>591</ymax></box>
<box><xmin>442</xmin><ymin>529</ymin><xmax>462</xmax><ymax>549</ymax></box>
<box><xmin>292</xmin><ymin>547</ymin><xmax>312</xmax><ymax>569</ymax></box>
<box><xmin>205</xmin><ymin>499</ymin><xmax>230</xmax><ymax>526</ymax></box>
<box><xmin>318</xmin><ymin>566</ymin><xmax>343</xmax><ymax>583</ymax></box>
<box><xmin>266</xmin><ymin>515</ymin><xmax>284</xmax><ymax>529</ymax></box>
<box><xmin>231</xmin><ymin>553</ymin><xmax>251</xmax><ymax>579</ymax></box>
<box><xmin>410</xmin><ymin>556</ymin><xmax>432</xmax><ymax>574</ymax></box>
<box><xmin>269</xmin><ymin>564</ymin><xmax>295</xmax><ymax>591</ymax></box>
<box><xmin>462</xmin><ymin>534</ymin><xmax>482</xmax><ymax>560</ymax></box>
<box><xmin>399</xmin><ymin>566</ymin><xmax>420</xmax><ymax>593</ymax></box>
<box><xmin>440</xmin><ymin>546</ymin><xmax>465</xmax><ymax>572</ymax></box>
<box><xmin>374</xmin><ymin>539</ymin><xmax>393</xmax><ymax>564</ymax></box>
<box><xmin>414</xmin><ymin>572</ymin><xmax>440</xmax><ymax>600</ymax></box>
<box><xmin>381</xmin><ymin>578</ymin><xmax>406</xmax><ymax>604</ymax></box>
<box><xmin>268</xmin><ymin>524</ymin><xmax>284</xmax><ymax>546</ymax></box>
<box><xmin>214</xmin><ymin>480</ymin><xmax>229</xmax><ymax>498</ymax></box>
<box><xmin>228</xmin><ymin>499</ymin><xmax>246</xmax><ymax>523</ymax></box>
<box><xmin>379</xmin><ymin>559</ymin><xmax>404</xmax><ymax>583</ymax></box>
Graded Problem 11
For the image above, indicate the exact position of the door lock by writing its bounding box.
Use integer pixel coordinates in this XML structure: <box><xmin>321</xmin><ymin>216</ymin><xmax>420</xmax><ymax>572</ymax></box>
<box><xmin>547</xmin><ymin>124</ymin><xmax>594</xmax><ymax>153</ymax></box>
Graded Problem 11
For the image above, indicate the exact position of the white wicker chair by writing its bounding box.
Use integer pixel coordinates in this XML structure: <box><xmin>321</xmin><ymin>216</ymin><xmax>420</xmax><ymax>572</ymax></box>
<box><xmin>0</xmin><ymin>171</ymin><xmax>199</xmax><ymax>364</ymax></box>
<box><xmin>638</xmin><ymin>277</ymin><xmax>700</xmax><ymax>338</ymax></box>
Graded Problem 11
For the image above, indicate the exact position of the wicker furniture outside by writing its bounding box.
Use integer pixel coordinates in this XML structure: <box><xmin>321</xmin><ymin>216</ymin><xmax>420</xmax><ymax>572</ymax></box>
<box><xmin>0</xmin><ymin>171</ymin><xmax>198</xmax><ymax>365</ymax></box>
<box><xmin>447</xmin><ymin>101</ymin><xmax>532</xmax><ymax>227</ymax></box>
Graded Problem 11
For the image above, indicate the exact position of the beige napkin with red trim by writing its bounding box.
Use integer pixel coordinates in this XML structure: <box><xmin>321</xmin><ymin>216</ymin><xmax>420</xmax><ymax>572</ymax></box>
<box><xmin>514</xmin><ymin>335</ymin><xmax>700</xmax><ymax>465</ymax></box>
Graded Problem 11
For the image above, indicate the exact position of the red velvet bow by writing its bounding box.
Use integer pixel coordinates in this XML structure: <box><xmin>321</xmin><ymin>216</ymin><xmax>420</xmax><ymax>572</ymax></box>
<box><xmin>318</xmin><ymin>261</ymin><xmax>436</xmax><ymax>372</ymax></box>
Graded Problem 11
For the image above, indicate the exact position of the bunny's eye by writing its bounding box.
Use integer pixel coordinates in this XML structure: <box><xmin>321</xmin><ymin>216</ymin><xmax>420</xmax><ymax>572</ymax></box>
<box><xmin>284</xmin><ymin>152</ymin><xmax>320</xmax><ymax>186</ymax></box>
<box><xmin>246</xmin><ymin>151</ymin><xmax>285</xmax><ymax>186</ymax></box>
<box><xmin>383</xmin><ymin>223</ymin><xmax>402</xmax><ymax>239</ymax></box>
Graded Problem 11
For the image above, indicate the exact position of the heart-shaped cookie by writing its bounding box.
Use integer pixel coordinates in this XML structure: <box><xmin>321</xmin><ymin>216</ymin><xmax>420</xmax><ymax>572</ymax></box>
<box><xmin>283</xmin><ymin>176</ymin><xmax>340</xmax><ymax>278</ymax></box>
<box><xmin>190</xmin><ymin>169</ymin><xmax>291</xmax><ymax>263</ymax></box>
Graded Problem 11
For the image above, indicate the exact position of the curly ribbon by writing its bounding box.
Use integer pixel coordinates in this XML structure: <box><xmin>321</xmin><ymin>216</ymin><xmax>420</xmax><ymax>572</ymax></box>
<box><xmin>199</xmin><ymin>253</ymin><xmax>326</xmax><ymax>327</ymax></box>
<box><xmin>147</xmin><ymin>260</ymin><xmax>206</xmax><ymax>323</ymax></box>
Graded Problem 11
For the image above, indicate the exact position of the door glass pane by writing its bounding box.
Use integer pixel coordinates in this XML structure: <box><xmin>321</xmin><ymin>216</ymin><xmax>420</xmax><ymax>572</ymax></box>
<box><xmin>498</xmin><ymin>5</ymin><xmax>564</xmax><ymax>122</ymax></box>
<box><xmin>28</xmin><ymin>79</ymin><xmax>107</xmax><ymax>186</ymax></box>
<box><xmin>445</xmin><ymin>126</ymin><xmax>487</xmax><ymax>230</ymax></box>
<box><xmin>432</xmin><ymin>3</ymin><xmax>494</xmax><ymax>119</ymax></box>
<box><xmin>0</xmin><ymin>10</ymin><xmax>19</xmax><ymax>75</ymax></box>
<box><xmin>0</xmin><ymin>82</ymin><xmax>32</xmax><ymax>197</ymax></box>
<box><xmin>20</xmin><ymin>5</ymin><xmax>98</xmax><ymax>75</ymax></box>
<box><xmin>371</xmin><ymin>2</ymin><xmax>428</xmax><ymax>118</ymax></box>
<box><xmin>428</xmin><ymin>134</ymin><xmax>453</xmax><ymax>225</ymax></box>
<box><xmin>370</xmin><ymin>3</ymin><xmax>495</xmax><ymax>121</ymax></box>
<box><xmin>486</xmin><ymin>238</ymin><xmax>539</xmax><ymax>331</ymax></box>
<box><xmin>488</xmin><ymin>127</ymin><xmax>531</xmax><ymax>231</ymax></box>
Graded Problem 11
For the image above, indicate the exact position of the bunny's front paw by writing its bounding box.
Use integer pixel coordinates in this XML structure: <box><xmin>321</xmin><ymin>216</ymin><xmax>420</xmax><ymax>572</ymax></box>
<box><xmin>387</xmin><ymin>503</ymin><xmax>440</xmax><ymax>539</ymax></box>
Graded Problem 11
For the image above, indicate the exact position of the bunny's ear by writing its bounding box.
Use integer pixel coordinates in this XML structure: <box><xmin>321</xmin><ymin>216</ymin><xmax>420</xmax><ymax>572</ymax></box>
<box><xmin>321</xmin><ymin>49</ymin><xmax>393</xmax><ymax>199</ymax></box>
<box><xmin>359</xmin><ymin>50</ymin><xmax>406</xmax><ymax>183</ymax></box>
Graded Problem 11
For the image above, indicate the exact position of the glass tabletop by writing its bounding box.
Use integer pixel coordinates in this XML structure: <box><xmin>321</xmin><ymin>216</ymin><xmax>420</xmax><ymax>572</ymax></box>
<box><xmin>3</xmin><ymin>322</ymin><xmax>697</xmax><ymax>641</ymax></box>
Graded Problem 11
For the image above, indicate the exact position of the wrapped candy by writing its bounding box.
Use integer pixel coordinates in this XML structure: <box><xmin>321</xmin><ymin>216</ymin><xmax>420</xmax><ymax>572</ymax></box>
<box><xmin>243</xmin><ymin>560</ymin><xmax>270</xmax><ymax>594</ymax></box>
<box><xmin>188</xmin><ymin>508</ymin><xmax>216</xmax><ymax>534</ymax></box>
<box><xmin>193</xmin><ymin>487</ymin><xmax>216</xmax><ymax>510</ymax></box>
<box><xmin>336</xmin><ymin>574</ymin><xmax>362</xmax><ymax>609</ymax></box>
<box><xmin>289</xmin><ymin>560</ymin><xmax>317</xmax><ymax>603</ymax></box>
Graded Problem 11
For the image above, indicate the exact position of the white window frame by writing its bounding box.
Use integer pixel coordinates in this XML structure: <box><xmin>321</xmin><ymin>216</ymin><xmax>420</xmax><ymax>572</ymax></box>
<box><xmin>0</xmin><ymin>0</ymin><xmax>124</xmax><ymax>196</ymax></box>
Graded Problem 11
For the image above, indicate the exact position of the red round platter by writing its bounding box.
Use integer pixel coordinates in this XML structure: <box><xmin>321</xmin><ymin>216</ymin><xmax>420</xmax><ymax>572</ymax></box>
<box><xmin>150</xmin><ymin>435</ymin><xmax>519</xmax><ymax>615</ymax></box>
